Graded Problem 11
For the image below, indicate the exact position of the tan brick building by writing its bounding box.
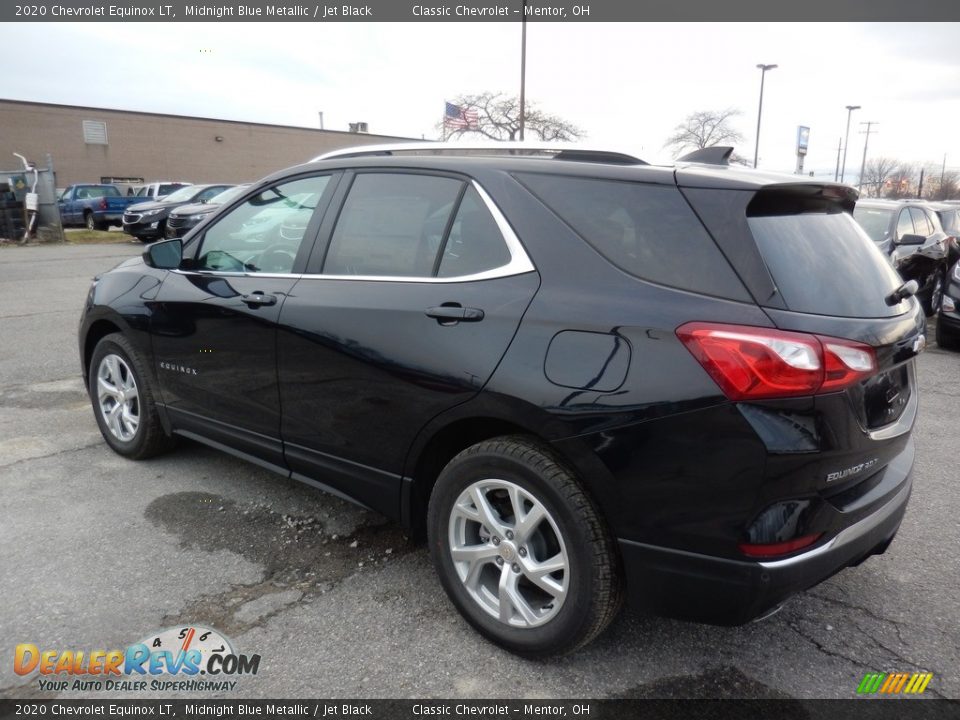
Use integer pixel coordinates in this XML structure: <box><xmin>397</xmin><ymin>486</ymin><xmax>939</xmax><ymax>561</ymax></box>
<box><xmin>0</xmin><ymin>99</ymin><xmax>417</xmax><ymax>188</ymax></box>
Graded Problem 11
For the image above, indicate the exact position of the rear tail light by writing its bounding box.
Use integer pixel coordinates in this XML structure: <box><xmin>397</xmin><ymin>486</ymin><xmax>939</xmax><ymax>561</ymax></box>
<box><xmin>738</xmin><ymin>533</ymin><xmax>823</xmax><ymax>558</ymax></box>
<box><xmin>676</xmin><ymin>322</ymin><xmax>877</xmax><ymax>401</ymax></box>
<box><xmin>98</xmin><ymin>198</ymin><xmax>108</xmax><ymax>210</ymax></box>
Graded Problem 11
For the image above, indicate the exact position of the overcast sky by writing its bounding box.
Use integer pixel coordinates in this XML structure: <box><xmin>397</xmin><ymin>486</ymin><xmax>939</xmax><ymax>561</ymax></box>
<box><xmin>4</xmin><ymin>22</ymin><xmax>960</xmax><ymax>178</ymax></box>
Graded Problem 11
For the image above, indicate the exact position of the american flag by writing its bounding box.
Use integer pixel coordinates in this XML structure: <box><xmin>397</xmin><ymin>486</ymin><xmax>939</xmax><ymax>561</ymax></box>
<box><xmin>444</xmin><ymin>101</ymin><xmax>479</xmax><ymax>130</ymax></box>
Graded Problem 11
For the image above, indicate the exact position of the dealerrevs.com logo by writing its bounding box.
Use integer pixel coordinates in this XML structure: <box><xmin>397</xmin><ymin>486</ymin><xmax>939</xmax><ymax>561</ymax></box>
<box><xmin>857</xmin><ymin>672</ymin><xmax>934</xmax><ymax>695</ymax></box>
<box><xmin>14</xmin><ymin>625</ymin><xmax>260</xmax><ymax>693</ymax></box>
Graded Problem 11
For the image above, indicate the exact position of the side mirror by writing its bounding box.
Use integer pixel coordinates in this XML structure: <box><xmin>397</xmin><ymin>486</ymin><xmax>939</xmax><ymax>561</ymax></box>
<box><xmin>143</xmin><ymin>238</ymin><xmax>182</xmax><ymax>269</ymax></box>
<box><xmin>897</xmin><ymin>233</ymin><xmax>926</xmax><ymax>246</ymax></box>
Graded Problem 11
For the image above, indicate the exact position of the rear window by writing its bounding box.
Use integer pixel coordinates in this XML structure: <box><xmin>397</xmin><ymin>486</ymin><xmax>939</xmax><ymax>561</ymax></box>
<box><xmin>515</xmin><ymin>173</ymin><xmax>748</xmax><ymax>301</ymax></box>
<box><xmin>748</xmin><ymin>212</ymin><xmax>907</xmax><ymax>318</ymax></box>
<box><xmin>77</xmin><ymin>186</ymin><xmax>120</xmax><ymax>199</ymax></box>
<box><xmin>937</xmin><ymin>209</ymin><xmax>959</xmax><ymax>235</ymax></box>
<box><xmin>158</xmin><ymin>183</ymin><xmax>188</xmax><ymax>197</ymax></box>
<box><xmin>852</xmin><ymin>206</ymin><xmax>892</xmax><ymax>244</ymax></box>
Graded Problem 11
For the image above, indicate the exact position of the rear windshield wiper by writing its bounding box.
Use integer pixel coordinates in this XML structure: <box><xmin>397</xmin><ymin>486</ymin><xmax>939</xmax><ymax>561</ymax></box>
<box><xmin>885</xmin><ymin>279</ymin><xmax>919</xmax><ymax>306</ymax></box>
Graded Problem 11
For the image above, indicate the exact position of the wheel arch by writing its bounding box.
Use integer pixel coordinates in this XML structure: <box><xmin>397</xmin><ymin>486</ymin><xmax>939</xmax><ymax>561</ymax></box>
<box><xmin>400</xmin><ymin>401</ymin><xmax>623</xmax><ymax>542</ymax></box>
<box><xmin>403</xmin><ymin>415</ymin><xmax>533</xmax><ymax>539</ymax></box>
<box><xmin>82</xmin><ymin>318</ymin><xmax>125</xmax><ymax>388</ymax></box>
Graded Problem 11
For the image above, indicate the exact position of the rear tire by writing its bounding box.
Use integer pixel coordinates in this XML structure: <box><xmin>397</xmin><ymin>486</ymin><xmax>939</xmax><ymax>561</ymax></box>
<box><xmin>427</xmin><ymin>435</ymin><xmax>622</xmax><ymax>657</ymax></box>
<box><xmin>88</xmin><ymin>333</ymin><xmax>174</xmax><ymax>459</ymax></box>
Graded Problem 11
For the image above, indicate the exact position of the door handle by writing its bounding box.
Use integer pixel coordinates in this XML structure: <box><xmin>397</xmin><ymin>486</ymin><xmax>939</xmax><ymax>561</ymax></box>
<box><xmin>241</xmin><ymin>292</ymin><xmax>277</xmax><ymax>307</ymax></box>
<box><xmin>425</xmin><ymin>304</ymin><xmax>485</xmax><ymax>323</ymax></box>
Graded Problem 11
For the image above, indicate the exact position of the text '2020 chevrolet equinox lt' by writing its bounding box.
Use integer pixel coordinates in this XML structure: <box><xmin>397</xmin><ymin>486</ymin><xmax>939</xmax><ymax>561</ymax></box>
<box><xmin>79</xmin><ymin>143</ymin><xmax>922</xmax><ymax>656</ymax></box>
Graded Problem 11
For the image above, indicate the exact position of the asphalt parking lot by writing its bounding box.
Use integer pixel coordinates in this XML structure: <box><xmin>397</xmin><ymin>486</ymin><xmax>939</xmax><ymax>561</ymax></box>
<box><xmin>1</xmin><ymin>241</ymin><xmax>958</xmax><ymax>700</ymax></box>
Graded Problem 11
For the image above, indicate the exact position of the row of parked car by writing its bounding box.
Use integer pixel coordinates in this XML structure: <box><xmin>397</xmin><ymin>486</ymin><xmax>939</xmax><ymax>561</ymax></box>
<box><xmin>57</xmin><ymin>181</ymin><xmax>246</xmax><ymax>240</ymax></box>
<box><xmin>852</xmin><ymin>198</ymin><xmax>960</xmax><ymax>350</ymax></box>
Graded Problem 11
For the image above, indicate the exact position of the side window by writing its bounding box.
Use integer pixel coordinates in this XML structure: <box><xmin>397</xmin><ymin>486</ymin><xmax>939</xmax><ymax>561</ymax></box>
<box><xmin>323</xmin><ymin>173</ymin><xmax>463</xmax><ymax>277</ymax></box>
<box><xmin>897</xmin><ymin>209</ymin><xmax>916</xmax><ymax>239</ymax></box>
<box><xmin>196</xmin><ymin>175</ymin><xmax>330</xmax><ymax>274</ymax></box>
<box><xmin>909</xmin><ymin>208</ymin><xmax>931</xmax><ymax>237</ymax></box>
<box><xmin>515</xmin><ymin>172</ymin><xmax>748</xmax><ymax>300</ymax></box>
<box><xmin>437</xmin><ymin>186</ymin><xmax>511</xmax><ymax>278</ymax></box>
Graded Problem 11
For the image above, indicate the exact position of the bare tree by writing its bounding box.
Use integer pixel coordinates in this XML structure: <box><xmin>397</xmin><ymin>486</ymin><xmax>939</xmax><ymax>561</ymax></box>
<box><xmin>885</xmin><ymin>163</ymin><xmax>920</xmax><ymax>199</ymax></box>
<box><xmin>859</xmin><ymin>157</ymin><xmax>899</xmax><ymax>198</ymax></box>
<box><xmin>925</xmin><ymin>168</ymin><xmax>960</xmax><ymax>201</ymax></box>
<box><xmin>440</xmin><ymin>93</ymin><xmax>583</xmax><ymax>142</ymax></box>
<box><xmin>664</xmin><ymin>109</ymin><xmax>745</xmax><ymax>158</ymax></box>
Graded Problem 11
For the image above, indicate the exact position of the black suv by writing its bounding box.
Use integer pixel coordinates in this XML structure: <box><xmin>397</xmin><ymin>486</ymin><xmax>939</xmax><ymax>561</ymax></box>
<box><xmin>853</xmin><ymin>199</ymin><xmax>952</xmax><ymax>315</ymax></box>
<box><xmin>79</xmin><ymin>144</ymin><xmax>921</xmax><ymax>656</ymax></box>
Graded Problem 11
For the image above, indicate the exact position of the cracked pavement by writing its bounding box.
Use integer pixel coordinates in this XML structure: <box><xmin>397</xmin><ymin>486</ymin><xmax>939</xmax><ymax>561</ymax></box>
<box><xmin>1</xmin><ymin>242</ymin><xmax>958</xmax><ymax>699</ymax></box>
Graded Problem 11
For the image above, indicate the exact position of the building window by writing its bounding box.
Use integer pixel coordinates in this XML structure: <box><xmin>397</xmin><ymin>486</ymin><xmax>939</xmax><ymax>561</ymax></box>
<box><xmin>82</xmin><ymin>120</ymin><xmax>108</xmax><ymax>145</ymax></box>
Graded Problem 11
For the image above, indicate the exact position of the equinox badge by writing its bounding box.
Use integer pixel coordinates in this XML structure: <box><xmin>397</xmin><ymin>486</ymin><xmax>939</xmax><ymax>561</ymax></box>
<box><xmin>826</xmin><ymin>458</ymin><xmax>878</xmax><ymax>483</ymax></box>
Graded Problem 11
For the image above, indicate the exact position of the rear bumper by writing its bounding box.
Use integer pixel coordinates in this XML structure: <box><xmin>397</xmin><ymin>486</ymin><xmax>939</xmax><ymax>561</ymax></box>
<box><xmin>618</xmin><ymin>465</ymin><xmax>912</xmax><ymax>625</ymax></box>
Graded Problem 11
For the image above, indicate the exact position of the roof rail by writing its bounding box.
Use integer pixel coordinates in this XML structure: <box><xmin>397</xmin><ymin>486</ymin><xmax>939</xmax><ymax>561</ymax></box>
<box><xmin>677</xmin><ymin>146</ymin><xmax>734</xmax><ymax>166</ymax></box>
<box><xmin>312</xmin><ymin>141</ymin><xmax>647</xmax><ymax>165</ymax></box>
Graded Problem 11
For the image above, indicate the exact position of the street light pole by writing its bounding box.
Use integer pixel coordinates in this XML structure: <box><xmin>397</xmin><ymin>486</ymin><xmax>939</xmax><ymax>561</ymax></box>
<box><xmin>753</xmin><ymin>64</ymin><xmax>777</xmax><ymax>169</ymax></box>
<box><xmin>840</xmin><ymin>104</ymin><xmax>860</xmax><ymax>183</ymax></box>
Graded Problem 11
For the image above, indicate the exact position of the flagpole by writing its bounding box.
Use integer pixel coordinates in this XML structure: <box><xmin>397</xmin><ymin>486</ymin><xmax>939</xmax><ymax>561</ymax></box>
<box><xmin>441</xmin><ymin>103</ymin><xmax>447</xmax><ymax>141</ymax></box>
<box><xmin>519</xmin><ymin>1</ymin><xmax>527</xmax><ymax>142</ymax></box>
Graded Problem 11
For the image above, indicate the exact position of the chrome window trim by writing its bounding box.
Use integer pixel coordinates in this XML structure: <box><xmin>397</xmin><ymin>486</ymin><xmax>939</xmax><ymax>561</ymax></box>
<box><xmin>177</xmin><ymin>179</ymin><xmax>536</xmax><ymax>284</ymax></box>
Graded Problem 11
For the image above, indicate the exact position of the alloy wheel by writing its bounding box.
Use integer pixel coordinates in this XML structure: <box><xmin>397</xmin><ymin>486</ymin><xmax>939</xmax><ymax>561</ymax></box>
<box><xmin>448</xmin><ymin>479</ymin><xmax>568</xmax><ymax>628</ymax></box>
<box><xmin>932</xmin><ymin>272</ymin><xmax>944</xmax><ymax>313</ymax></box>
<box><xmin>96</xmin><ymin>353</ymin><xmax>140</xmax><ymax>442</ymax></box>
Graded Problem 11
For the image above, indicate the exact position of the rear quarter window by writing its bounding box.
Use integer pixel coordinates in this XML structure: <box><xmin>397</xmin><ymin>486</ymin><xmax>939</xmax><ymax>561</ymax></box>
<box><xmin>514</xmin><ymin>173</ymin><xmax>748</xmax><ymax>301</ymax></box>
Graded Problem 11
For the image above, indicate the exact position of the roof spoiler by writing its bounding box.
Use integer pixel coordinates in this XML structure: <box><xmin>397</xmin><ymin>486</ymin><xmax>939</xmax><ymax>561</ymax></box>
<box><xmin>678</xmin><ymin>146</ymin><xmax>734</xmax><ymax>166</ymax></box>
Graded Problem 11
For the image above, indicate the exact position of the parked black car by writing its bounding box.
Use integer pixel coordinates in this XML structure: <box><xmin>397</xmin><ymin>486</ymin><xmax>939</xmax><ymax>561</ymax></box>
<box><xmin>122</xmin><ymin>184</ymin><xmax>232</xmax><ymax>241</ymax></box>
<box><xmin>929</xmin><ymin>202</ymin><xmax>960</xmax><ymax>264</ymax></box>
<box><xmin>165</xmin><ymin>184</ymin><xmax>251</xmax><ymax>239</ymax></box>
<box><xmin>853</xmin><ymin>199</ymin><xmax>951</xmax><ymax>315</ymax></box>
<box><xmin>936</xmin><ymin>260</ymin><xmax>960</xmax><ymax>350</ymax></box>
<box><xmin>79</xmin><ymin>144</ymin><xmax>921</xmax><ymax>656</ymax></box>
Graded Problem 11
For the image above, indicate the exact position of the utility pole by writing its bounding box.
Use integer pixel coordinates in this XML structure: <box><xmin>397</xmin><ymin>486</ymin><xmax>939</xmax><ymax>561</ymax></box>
<box><xmin>857</xmin><ymin>121</ymin><xmax>878</xmax><ymax>193</ymax></box>
<box><xmin>917</xmin><ymin>168</ymin><xmax>924</xmax><ymax>199</ymax></box>
<box><xmin>518</xmin><ymin>0</ymin><xmax>527</xmax><ymax>142</ymax></box>
<box><xmin>834</xmin><ymin>136</ymin><xmax>842</xmax><ymax>181</ymax></box>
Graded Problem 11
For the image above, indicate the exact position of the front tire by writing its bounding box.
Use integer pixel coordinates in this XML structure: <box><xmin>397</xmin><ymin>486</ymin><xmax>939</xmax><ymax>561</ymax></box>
<box><xmin>922</xmin><ymin>267</ymin><xmax>945</xmax><ymax>317</ymax></box>
<box><xmin>427</xmin><ymin>436</ymin><xmax>622</xmax><ymax>657</ymax></box>
<box><xmin>88</xmin><ymin>333</ymin><xmax>174</xmax><ymax>459</ymax></box>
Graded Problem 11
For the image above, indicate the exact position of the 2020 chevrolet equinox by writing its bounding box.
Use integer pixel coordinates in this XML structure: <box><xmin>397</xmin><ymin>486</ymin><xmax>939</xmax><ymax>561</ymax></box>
<box><xmin>79</xmin><ymin>143</ymin><xmax>922</xmax><ymax>656</ymax></box>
